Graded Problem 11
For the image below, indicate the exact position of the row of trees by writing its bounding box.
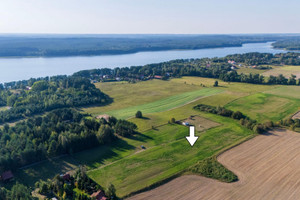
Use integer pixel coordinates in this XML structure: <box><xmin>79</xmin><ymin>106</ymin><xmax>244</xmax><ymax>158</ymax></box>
<box><xmin>0</xmin><ymin>108</ymin><xmax>137</xmax><ymax>171</ymax></box>
<box><xmin>193</xmin><ymin>104</ymin><xmax>274</xmax><ymax>134</ymax></box>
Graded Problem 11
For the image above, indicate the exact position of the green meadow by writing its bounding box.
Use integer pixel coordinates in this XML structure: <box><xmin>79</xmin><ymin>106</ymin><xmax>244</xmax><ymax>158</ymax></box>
<box><xmin>101</xmin><ymin>88</ymin><xmax>222</xmax><ymax>119</ymax></box>
<box><xmin>87</xmin><ymin>113</ymin><xmax>253</xmax><ymax>197</ymax></box>
<box><xmin>12</xmin><ymin>76</ymin><xmax>300</xmax><ymax>197</ymax></box>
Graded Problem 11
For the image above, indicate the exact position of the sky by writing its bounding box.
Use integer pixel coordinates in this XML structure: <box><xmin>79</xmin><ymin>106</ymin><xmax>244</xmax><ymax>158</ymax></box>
<box><xmin>0</xmin><ymin>0</ymin><xmax>299</xmax><ymax>34</ymax></box>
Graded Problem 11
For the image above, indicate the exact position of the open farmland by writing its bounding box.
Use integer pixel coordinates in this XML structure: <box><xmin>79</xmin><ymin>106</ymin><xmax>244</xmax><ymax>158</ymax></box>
<box><xmin>83</xmin><ymin>79</ymin><xmax>203</xmax><ymax>115</ymax></box>
<box><xmin>262</xmin><ymin>65</ymin><xmax>300</xmax><ymax>78</ymax></box>
<box><xmin>129</xmin><ymin>129</ymin><xmax>300</xmax><ymax>200</ymax></box>
<box><xmin>100</xmin><ymin>88</ymin><xmax>222</xmax><ymax>119</ymax></box>
<box><xmin>264</xmin><ymin>85</ymin><xmax>300</xmax><ymax>99</ymax></box>
<box><xmin>225</xmin><ymin>93</ymin><xmax>300</xmax><ymax>122</ymax></box>
<box><xmin>87</xmin><ymin>113</ymin><xmax>253</xmax><ymax>197</ymax></box>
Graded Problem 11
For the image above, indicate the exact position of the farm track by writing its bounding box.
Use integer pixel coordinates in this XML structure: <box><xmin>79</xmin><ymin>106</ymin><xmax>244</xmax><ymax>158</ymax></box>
<box><xmin>128</xmin><ymin>129</ymin><xmax>300</xmax><ymax>200</ymax></box>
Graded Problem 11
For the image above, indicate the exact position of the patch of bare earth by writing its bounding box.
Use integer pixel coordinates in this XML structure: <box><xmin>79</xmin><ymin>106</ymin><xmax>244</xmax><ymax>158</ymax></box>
<box><xmin>128</xmin><ymin>129</ymin><xmax>300</xmax><ymax>200</ymax></box>
<box><xmin>181</xmin><ymin>115</ymin><xmax>221</xmax><ymax>132</ymax></box>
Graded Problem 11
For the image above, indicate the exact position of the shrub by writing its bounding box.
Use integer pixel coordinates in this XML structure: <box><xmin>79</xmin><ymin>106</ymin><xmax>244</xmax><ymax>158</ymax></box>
<box><xmin>135</xmin><ymin>111</ymin><xmax>143</xmax><ymax>118</ymax></box>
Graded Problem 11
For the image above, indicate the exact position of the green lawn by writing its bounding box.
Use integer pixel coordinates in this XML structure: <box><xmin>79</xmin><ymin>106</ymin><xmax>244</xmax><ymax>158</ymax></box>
<box><xmin>87</xmin><ymin>113</ymin><xmax>253</xmax><ymax>197</ymax></box>
<box><xmin>225</xmin><ymin>93</ymin><xmax>300</xmax><ymax>122</ymax></box>
<box><xmin>99</xmin><ymin>88</ymin><xmax>222</xmax><ymax>119</ymax></box>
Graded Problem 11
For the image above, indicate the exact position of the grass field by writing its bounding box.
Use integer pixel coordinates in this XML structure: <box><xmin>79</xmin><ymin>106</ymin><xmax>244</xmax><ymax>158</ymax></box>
<box><xmin>226</xmin><ymin>93</ymin><xmax>300</xmax><ymax>122</ymax></box>
<box><xmin>83</xmin><ymin>79</ymin><xmax>202</xmax><ymax>115</ymax></box>
<box><xmin>129</xmin><ymin>129</ymin><xmax>300</xmax><ymax>200</ymax></box>
<box><xmin>264</xmin><ymin>86</ymin><xmax>300</xmax><ymax>99</ymax></box>
<box><xmin>10</xmin><ymin>76</ymin><xmax>300</xmax><ymax>197</ymax></box>
<box><xmin>100</xmin><ymin>88</ymin><xmax>222</xmax><ymax>119</ymax></box>
<box><xmin>87</xmin><ymin>113</ymin><xmax>253</xmax><ymax>197</ymax></box>
<box><xmin>236</xmin><ymin>67</ymin><xmax>268</xmax><ymax>74</ymax></box>
<box><xmin>262</xmin><ymin>65</ymin><xmax>300</xmax><ymax>78</ymax></box>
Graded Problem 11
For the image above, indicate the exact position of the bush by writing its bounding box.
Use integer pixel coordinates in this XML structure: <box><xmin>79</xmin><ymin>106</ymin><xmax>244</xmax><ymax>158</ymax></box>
<box><xmin>135</xmin><ymin>111</ymin><xmax>143</xmax><ymax>118</ymax></box>
<box><xmin>189</xmin><ymin>157</ymin><xmax>238</xmax><ymax>183</ymax></box>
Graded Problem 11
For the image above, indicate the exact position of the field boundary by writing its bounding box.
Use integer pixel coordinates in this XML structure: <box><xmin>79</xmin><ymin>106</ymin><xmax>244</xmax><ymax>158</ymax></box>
<box><xmin>124</xmin><ymin>131</ymin><xmax>257</xmax><ymax>199</ymax></box>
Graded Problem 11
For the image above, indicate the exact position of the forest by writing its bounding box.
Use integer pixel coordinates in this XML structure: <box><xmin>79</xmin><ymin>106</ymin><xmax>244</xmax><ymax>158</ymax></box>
<box><xmin>272</xmin><ymin>38</ymin><xmax>300</xmax><ymax>50</ymax></box>
<box><xmin>0</xmin><ymin>108</ymin><xmax>137</xmax><ymax>171</ymax></box>
<box><xmin>0</xmin><ymin>34</ymin><xmax>289</xmax><ymax>57</ymax></box>
<box><xmin>0</xmin><ymin>76</ymin><xmax>110</xmax><ymax>124</ymax></box>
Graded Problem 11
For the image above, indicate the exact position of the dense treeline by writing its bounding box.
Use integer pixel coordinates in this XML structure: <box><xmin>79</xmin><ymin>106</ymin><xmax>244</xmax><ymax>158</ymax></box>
<box><xmin>272</xmin><ymin>39</ymin><xmax>300</xmax><ymax>50</ymax></box>
<box><xmin>0</xmin><ymin>108</ymin><xmax>137</xmax><ymax>171</ymax></box>
<box><xmin>74</xmin><ymin>52</ymin><xmax>300</xmax><ymax>86</ymax></box>
<box><xmin>0</xmin><ymin>183</ymin><xmax>35</xmax><ymax>200</ymax></box>
<box><xmin>279</xmin><ymin>118</ymin><xmax>300</xmax><ymax>130</ymax></box>
<box><xmin>193</xmin><ymin>104</ymin><xmax>274</xmax><ymax>134</ymax></box>
<box><xmin>0</xmin><ymin>34</ymin><xmax>285</xmax><ymax>57</ymax></box>
<box><xmin>35</xmin><ymin>167</ymin><xmax>116</xmax><ymax>200</ymax></box>
<box><xmin>0</xmin><ymin>76</ymin><xmax>110</xmax><ymax>124</ymax></box>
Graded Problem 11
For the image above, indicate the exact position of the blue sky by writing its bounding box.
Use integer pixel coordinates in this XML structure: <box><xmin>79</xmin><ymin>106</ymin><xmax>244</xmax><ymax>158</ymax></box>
<box><xmin>0</xmin><ymin>0</ymin><xmax>299</xmax><ymax>34</ymax></box>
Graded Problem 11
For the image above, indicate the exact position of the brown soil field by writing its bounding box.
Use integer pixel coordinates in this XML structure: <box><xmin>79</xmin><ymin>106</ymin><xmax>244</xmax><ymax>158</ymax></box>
<box><xmin>181</xmin><ymin>115</ymin><xmax>221</xmax><ymax>132</ymax></box>
<box><xmin>128</xmin><ymin>129</ymin><xmax>300</xmax><ymax>200</ymax></box>
<box><xmin>292</xmin><ymin>111</ymin><xmax>300</xmax><ymax>120</ymax></box>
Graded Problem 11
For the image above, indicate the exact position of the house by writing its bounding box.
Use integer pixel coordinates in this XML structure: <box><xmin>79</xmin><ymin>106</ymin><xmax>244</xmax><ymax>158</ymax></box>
<box><xmin>26</xmin><ymin>86</ymin><xmax>32</xmax><ymax>90</ymax></box>
<box><xmin>96</xmin><ymin>114</ymin><xmax>110</xmax><ymax>122</ymax></box>
<box><xmin>228</xmin><ymin>60</ymin><xmax>236</xmax><ymax>64</ymax></box>
<box><xmin>61</xmin><ymin>173</ymin><xmax>71</xmax><ymax>181</ymax></box>
<box><xmin>154</xmin><ymin>75</ymin><xmax>162</xmax><ymax>79</ymax></box>
<box><xmin>231</xmin><ymin>66</ymin><xmax>237</xmax><ymax>70</ymax></box>
<box><xmin>90</xmin><ymin>190</ymin><xmax>107</xmax><ymax>200</ymax></box>
<box><xmin>0</xmin><ymin>170</ymin><xmax>14</xmax><ymax>182</ymax></box>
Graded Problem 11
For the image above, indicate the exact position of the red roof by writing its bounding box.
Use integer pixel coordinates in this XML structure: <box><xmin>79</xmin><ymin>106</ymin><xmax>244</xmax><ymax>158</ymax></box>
<box><xmin>91</xmin><ymin>190</ymin><xmax>106</xmax><ymax>200</ymax></box>
<box><xmin>154</xmin><ymin>75</ymin><xmax>162</xmax><ymax>79</ymax></box>
<box><xmin>1</xmin><ymin>171</ymin><xmax>14</xmax><ymax>181</ymax></box>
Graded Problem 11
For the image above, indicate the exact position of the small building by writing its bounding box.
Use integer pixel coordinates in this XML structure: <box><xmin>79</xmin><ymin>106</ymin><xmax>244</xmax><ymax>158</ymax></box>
<box><xmin>26</xmin><ymin>86</ymin><xmax>32</xmax><ymax>90</ymax></box>
<box><xmin>154</xmin><ymin>75</ymin><xmax>162</xmax><ymax>79</ymax></box>
<box><xmin>90</xmin><ymin>190</ymin><xmax>107</xmax><ymax>200</ymax></box>
<box><xmin>0</xmin><ymin>170</ymin><xmax>14</xmax><ymax>182</ymax></box>
<box><xmin>96</xmin><ymin>114</ymin><xmax>110</xmax><ymax>122</ymax></box>
<box><xmin>60</xmin><ymin>173</ymin><xmax>71</xmax><ymax>181</ymax></box>
<box><xmin>182</xmin><ymin>122</ymin><xmax>190</xmax><ymax>126</ymax></box>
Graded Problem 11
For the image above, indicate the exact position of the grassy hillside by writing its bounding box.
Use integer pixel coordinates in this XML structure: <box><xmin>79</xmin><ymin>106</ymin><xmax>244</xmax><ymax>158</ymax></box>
<box><xmin>225</xmin><ymin>93</ymin><xmax>300</xmax><ymax>122</ymax></box>
<box><xmin>87</xmin><ymin>113</ymin><xmax>253</xmax><ymax>197</ymax></box>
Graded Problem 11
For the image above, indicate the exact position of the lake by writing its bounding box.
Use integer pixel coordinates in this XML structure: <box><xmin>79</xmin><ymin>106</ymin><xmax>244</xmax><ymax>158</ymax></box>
<box><xmin>0</xmin><ymin>42</ymin><xmax>291</xmax><ymax>83</ymax></box>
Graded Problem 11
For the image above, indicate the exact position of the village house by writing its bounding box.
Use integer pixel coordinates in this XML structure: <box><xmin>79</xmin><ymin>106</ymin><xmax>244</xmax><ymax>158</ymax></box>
<box><xmin>96</xmin><ymin>114</ymin><xmax>110</xmax><ymax>122</ymax></box>
<box><xmin>90</xmin><ymin>190</ymin><xmax>107</xmax><ymax>200</ymax></box>
<box><xmin>154</xmin><ymin>75</ymin><xmax>162</xmax><ymax>79</ymax></box>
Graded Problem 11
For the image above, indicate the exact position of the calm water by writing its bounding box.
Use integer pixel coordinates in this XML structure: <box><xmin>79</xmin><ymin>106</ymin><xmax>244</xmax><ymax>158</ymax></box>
<box><xmin>0</xmin><ymin>42</ymin><xmax>290</xmax><ymax>83</ymax></box>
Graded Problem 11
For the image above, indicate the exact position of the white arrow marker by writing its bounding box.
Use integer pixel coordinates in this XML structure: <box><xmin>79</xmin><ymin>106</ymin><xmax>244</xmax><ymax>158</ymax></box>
<box><xmin>186</xmin><ymin>126</ymin><xmax>198</xmax><ymax>146</ymax></box>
